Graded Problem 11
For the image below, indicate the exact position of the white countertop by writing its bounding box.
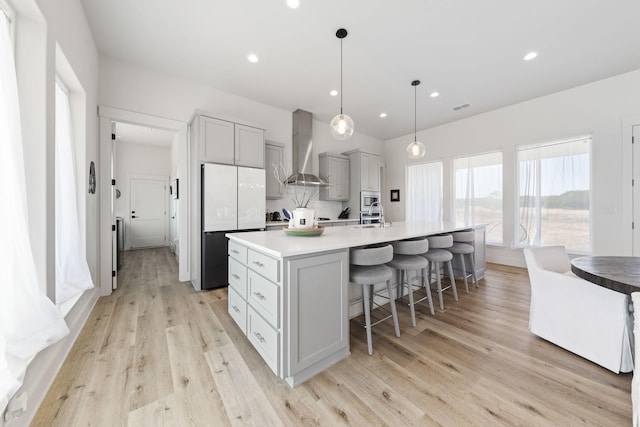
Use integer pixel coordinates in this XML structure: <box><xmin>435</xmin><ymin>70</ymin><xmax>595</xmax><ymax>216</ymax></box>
<box><xmin>227</xmin><ymin>221</ymin><xmax>483</xmax><ymax>258</ymax></box>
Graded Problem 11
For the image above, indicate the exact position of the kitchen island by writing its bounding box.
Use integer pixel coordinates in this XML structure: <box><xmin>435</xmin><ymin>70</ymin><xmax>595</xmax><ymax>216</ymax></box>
<box><xmin>226</xmin><ymin>221</ymin><xmax>485</xmax><ymax>387</ymax></box>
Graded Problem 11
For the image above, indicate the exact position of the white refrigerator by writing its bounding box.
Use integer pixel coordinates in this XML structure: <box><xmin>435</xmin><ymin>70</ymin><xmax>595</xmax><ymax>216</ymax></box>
<box><xmin>201</xmin><ymin>163</ymin><xmax>265</xmax><ymax>289</ymax></box>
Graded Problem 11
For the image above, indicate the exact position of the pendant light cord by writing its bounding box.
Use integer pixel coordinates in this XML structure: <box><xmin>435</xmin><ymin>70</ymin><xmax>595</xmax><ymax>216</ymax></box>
<box><xmin>414</xmin><ymin>83</ymin><xmax>417</xmax><ymax>142</ymax></box>
<box><xmin>340</xmin><ymin>38</ymin><xmax>343</xmax><ymax>115</ymax></box>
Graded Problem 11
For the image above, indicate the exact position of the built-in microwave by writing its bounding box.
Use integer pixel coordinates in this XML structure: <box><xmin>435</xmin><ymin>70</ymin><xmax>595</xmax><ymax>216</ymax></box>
<box><xmin>361</xmin><ymin>191</ymin><xmax>380</xmax><ymax>211</ymax></box>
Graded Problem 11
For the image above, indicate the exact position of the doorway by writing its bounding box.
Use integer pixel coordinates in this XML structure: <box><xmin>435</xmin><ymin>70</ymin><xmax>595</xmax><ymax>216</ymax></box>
<box><xmin>99</xmin><ymin>106</ymin><xmax>189</xmax><ymax>296</ymax></box>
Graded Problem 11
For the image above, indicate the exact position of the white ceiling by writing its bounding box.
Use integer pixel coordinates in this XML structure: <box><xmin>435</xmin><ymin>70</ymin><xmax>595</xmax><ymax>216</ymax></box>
<box><xmin>80</xmin><ymin>0</ymin><xmax>640</xmax><ymax>140</ymax></box>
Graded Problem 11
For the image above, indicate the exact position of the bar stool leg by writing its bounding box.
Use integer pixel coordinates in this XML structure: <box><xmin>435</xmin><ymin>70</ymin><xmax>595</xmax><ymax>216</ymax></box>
<box><xmin>434</xmin><ymin>262</ymin><xmax>445</xmax><ymax>310</ymax></box>
<box><xmin>396</xmin><ymin>269</ymin><xmax>403</xmax><ymax>299</ymax></box>
<box><xmin>446</xmin><ymin>260</ymin><xmax>459</xmax><ymax>301</ymax></box>
<box><xmin>387</xmin><ymin>279</ymin><xmax>401</xmax><ymax>337</ymax></box>
<box><xmin>466</xmin><ymin>253</ymin><xmax>478</xmax><ymax>287</ymax></box>
<box><xmin>421</xmin><ymin>266</ymin><xmax>435</xmax><ymax>315</ymax></box>
<box><xmin>362</xmin><ymin>283</ymin><xmax>374</xmax><ymax>355</ymax></box>
<box><xmin>458</xmin><ymin>253</ymin><xmax>469</xmax><ymax>293</ymax></box>
<box><xmin>405</xmin><ymin>270</ymin><xmax>417</xmax><ymax>327</ymax></box>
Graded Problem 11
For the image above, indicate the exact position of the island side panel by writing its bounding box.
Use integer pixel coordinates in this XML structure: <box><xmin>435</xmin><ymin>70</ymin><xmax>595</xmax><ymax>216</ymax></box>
<box><xmin>285</xmin><ymin>249</ymin><xmax>350</xmax><ymax>387</ymax></box>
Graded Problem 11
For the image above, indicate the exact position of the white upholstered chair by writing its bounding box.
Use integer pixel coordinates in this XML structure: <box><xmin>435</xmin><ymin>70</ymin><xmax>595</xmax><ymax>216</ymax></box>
<box><xmin>523</xmin><ymin>246</ymin><xmax>633</xmax><ymax>373</ymax></box>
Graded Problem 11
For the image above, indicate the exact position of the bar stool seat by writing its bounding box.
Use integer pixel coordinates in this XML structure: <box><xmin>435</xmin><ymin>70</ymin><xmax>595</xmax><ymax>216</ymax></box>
<box><xmin>446</xmin><ymin>231</ymin><xmax>477</xmax><ymax>293</ymax></box>
<box><xmin>422</xmin><ymin>235</ymin><xmax>458</xmax><ymax>310</ymax></box>
<box><xmin>350</xmin><ymin>244</ymin><xmax>400</xmax><ymax>355</ymax></box>
<box><xmin>388</xmin><ymin>238</ymin><xmax>434</xmax><ymax>327</ymax></box>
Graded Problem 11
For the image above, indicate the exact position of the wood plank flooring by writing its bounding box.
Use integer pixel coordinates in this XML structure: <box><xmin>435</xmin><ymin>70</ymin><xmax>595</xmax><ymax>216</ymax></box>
<box><xmin>32</xmin><ymin>247</ymin><xmax>632</xmax><ymax>426</ymax></box>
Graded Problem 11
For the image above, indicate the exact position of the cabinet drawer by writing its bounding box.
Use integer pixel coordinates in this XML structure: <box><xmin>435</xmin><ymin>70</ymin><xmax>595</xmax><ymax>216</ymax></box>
<box><xmin>248</xmin><ymin>270</ymin><xmax>280</xmax><ymax>328</ymax></box>
<box><xmin>228</xmin><ymin>257</ymin><xmax>247</xmax><ymax>299</ymax></box>
<box><xmin>228</xmin><ymin>286</ymin><xmax>247</xmax><ymax>334</ymax></box>
<box><xmin>248</xmin><ymin>249</ymin><xmax>279</xmax><ymax>283</ymax></box>
<box><xmin>228</xmin><ymin>240</ymin><xmax>247</xmax><ymax>264</ymax></box>
<box><xmin>247</xmin><ymin>307</ymin><xmax>279</xmax><ymax>375</ymax></box>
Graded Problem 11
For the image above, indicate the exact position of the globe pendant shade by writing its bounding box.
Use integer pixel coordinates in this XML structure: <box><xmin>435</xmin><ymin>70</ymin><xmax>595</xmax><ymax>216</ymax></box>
<box><xmin>330</xmin><ymin>113</ymin><xmax>354</xmax><ymax>140</ymax></box>
<box><xmin>407</xmin><ymin>140</ymin><xmax>426</xmax><ymax>159</ymax></box>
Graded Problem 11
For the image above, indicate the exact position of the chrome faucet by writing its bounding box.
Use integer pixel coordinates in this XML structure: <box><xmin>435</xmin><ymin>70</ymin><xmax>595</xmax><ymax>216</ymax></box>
<box><xmin>368</xmin><ymin>201</ymin><xmax>385</xmax><ymax>227</ymax></box>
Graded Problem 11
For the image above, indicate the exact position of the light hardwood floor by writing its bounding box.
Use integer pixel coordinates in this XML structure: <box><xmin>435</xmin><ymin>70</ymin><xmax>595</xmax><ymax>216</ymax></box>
<box><xmin>33</xmin><ymin>247</ymin><xmax>632</xmax><ymax>426</ymax></box>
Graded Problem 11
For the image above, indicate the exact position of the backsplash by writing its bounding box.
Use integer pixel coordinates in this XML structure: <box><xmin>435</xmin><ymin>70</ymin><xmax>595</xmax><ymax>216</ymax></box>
<box><xmin>266</xmin><ymin>198</ymin><xmax>347</xmax><ymax>221</ymax></box>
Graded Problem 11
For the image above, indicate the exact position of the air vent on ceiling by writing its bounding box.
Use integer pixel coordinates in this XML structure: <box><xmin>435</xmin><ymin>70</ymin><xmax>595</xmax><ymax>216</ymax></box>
<box><xmin>452</xmin><ymin>103</ymin><xmax>471</xmax><ymax>111</ymax></box>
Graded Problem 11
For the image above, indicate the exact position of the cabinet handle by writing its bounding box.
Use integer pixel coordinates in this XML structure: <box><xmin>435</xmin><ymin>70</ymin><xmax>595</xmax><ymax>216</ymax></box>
<box><xmin>253</xmin><ymin>331</ymin><xmax>266</xmax><ymax>343</ymax></box>
<box><xmin>252</xmin><ymin>261</ymin><xmax>264</xmax><ymax>268</ymax></box>
<box><xmin>231</xmin><ymin>305</ymin><xmax>240</xmax><ymax>313</ymax></box>
<box><xmin>232</xmin><ymin>274</ymin><xmax>240</xmax><ymax>280</ymax></box>
<box><xmin>231</xmin><ymin>249</ymin><xmax>239</xmax><ymax>254</ymax></box>
<box><xmin>253</xmin><ymin>291</ymin><xmax>266</xmax><ymax>300</ymax></box>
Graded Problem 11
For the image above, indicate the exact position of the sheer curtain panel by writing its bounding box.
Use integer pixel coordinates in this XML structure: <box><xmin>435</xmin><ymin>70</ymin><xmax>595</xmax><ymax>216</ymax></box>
<box><xmin>453</xmin><ymin>152</ymin><xmax>503</xmax><ymax>244</ymax></box>
<box><xmin>55</xmin><ymin>81</ymin><xmax>94</xmax><ymax>303</ymax></box>
<box><xmin>516</xmin><ymin>136</ymin><xmax>591</xmax><ymax>251</ymax></box>
<box><xmin>406</xmin><ymin>161</ymin><xmax>443</xmax><ymax>221</ymax></box>
<box><xmin>0</xmin><ymin>12</ymin><xmax>69</xmax><ymax>413</ymax></box>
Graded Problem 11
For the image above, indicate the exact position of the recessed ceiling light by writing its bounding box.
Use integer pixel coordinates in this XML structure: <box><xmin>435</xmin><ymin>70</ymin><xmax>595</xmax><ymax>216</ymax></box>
<box><xmin>379</xmin><ymin>113</ymin><xmax>387</xmax><ymax>118</ymax></box>
<box><xmin>286</xmin><ymin>0</ymin><xmax>300</xmax><ymax>8</ymax></box>
<box><xmin>430</xmin><ymin>91</ymin><xmax>439</xmax><ymax>98</ymax></box>
<box><xmin>523</xmin><ymin>52</ymin><xmax>538</xmax><ymax>61</ymax></box>
<box><xmin>247</xmin><ymin>54</ymin><xmax>259</xmax><ymax>63</ymax></box>
<box><xmin>330</xmin><ymin>90</ymin><xmax>338</xmax><ymax>96</ymax></box>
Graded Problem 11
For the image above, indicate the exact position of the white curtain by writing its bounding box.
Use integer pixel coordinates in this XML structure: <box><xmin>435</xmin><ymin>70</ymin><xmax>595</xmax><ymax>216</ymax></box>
<box><xmin>55</xmin><ymin>81</ymin><xmax>94</xmax><ymax>303</ymax></box>
<box><xmin>0</xmin><ymin>12</ymin><xmax>69</xmax><ymax>413</ymax></box>
<box><xmin>516</xmin><ymin>137</ymin><xmax>591</xmax><ymax>250</ymax></box>
<box><xmin>453</xmin><ymin>152</ymin><xmax>503</xmax><ymax>243</ymax></box>
<box><xmin>406</xmin><ymin>161</ymin><xmax>443</xmax><ymax>221</ymax></box>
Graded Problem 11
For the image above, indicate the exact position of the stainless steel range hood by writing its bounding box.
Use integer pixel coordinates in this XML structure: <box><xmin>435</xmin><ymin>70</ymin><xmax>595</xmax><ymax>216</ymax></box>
<box><xmin>285</xmin><ymin>109</ymin><xmax>325</xmax><ymax>186</ymax></box>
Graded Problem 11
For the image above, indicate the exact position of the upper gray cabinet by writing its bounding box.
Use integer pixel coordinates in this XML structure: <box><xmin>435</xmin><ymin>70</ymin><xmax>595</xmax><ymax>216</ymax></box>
<box><xmin>265</xmin><ymin>141</ymin><xmax>284</xmax><ymax>199</ymax></box>
<box><xmin>345</xmin><ymin>150</ymin><xmax>380</xmax><ymax>192</ymax></box>
<box><xmin>194</xmin><ymin>114</ymin><xmax>264</xmax><ymax>168</ymax></box>
<box><xmin>319</xmin><ymin>153</ymin><xmax>349</xmax><ymax>201</ymax></box>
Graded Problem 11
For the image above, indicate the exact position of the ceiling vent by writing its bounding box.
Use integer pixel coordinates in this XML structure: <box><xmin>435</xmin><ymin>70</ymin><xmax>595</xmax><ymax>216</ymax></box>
<box><xmin>452</xmin><ymin>103</ymin><xmax>472</xmax><ymax>111</ymax></box>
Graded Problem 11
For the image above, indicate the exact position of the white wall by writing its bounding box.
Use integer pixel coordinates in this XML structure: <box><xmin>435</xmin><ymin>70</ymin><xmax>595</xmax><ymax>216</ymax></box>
<box><xmin>385</xmin><ymin>69</ymin><xmax>640</xmax><ymax>267</ymax></box>
<box><xmin>115</xmin><ymin>142</ymin><xmax>171</xmax><ymax>249</ymax></box>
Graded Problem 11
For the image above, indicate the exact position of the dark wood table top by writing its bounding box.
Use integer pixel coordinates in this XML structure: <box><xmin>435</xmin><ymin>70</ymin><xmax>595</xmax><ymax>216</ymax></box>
<box><xmin>571</xmin><ymin>256</ymin><xmax>640</xmax><ymax>295</ymax></box>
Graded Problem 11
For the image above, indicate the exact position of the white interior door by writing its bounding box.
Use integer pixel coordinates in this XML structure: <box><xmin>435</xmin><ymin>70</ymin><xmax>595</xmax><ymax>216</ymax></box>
<box><xmin>633</xmin><ymin>125</ymin><xmax>640</xmax><ymax>255</ymax></box>
<box><xmin>130</xmin><ymin>177</ymin><xmax>167</xmax><ymax>248</ymax></box>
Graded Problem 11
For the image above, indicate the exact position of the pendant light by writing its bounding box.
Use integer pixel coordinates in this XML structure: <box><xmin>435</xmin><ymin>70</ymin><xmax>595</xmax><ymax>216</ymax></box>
<box><xmin>406</xmin><ymin>80</ymin><xmax>426</xmax><ymax>159</ymax></box>
<box><xmin>330</xmin><ymin>28</ymin><xmax>354</xmax><ymax>140</ymax></box>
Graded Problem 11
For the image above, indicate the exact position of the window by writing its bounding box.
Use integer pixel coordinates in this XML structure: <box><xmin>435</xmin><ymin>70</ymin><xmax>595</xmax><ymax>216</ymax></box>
<box><xmin>516</xmin><ymin>136</ymin><xmax>591</xmax><ymax>251</ymax></box>
<box><xmin>55</xmin><ymin>77</ymin><xmax>94</xmax><ymax>305</ymax></box>
<box><xmin>1</xmin><ymin>10</ymin><xmax>69</xmax><ymax>414</ymax></box>
<box><xmin>453</xmin><ymin>151</ymin><xmax>503</xmax><ymax>244</ymax></box>
<box><xmin>407</xmin><ymin>161</ymin><xmax>443</xmax><ymax>221</ymax></box>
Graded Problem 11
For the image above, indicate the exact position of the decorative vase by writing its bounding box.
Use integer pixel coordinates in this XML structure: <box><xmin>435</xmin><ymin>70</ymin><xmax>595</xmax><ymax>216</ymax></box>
<box><xmin>291</xmin><ymin>208</ymin><xmax>316</xmax><ymax>229</ymax></box>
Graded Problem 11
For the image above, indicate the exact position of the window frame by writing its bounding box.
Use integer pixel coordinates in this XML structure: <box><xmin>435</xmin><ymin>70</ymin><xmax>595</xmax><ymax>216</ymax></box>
<box><xmin>514</xmin><ymin>135</ymin><xmax>592</xmax><ymax>252</ymax></box>
<box><xmin>452</xmin><ymin>150</ymin><xmax>504</xmax><ymax>245</ymax></box>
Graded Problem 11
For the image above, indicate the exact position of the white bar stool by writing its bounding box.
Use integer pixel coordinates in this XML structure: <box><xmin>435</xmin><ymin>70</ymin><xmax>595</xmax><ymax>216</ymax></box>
<box><xmin>422</xmin><ymin>234</ymin><xmax>458</xmax><ymax>310</ymax></box>
<box><xmin>446</xmin><ymin>231</ymin><xmax>477</xmax><ymax>293</ymax></box>
<box><xmin>387</xmin><ymin>238</ymin><xmax>434</xmax><ymax>327</ymax></box>
<box><xmin>350</xmin><ymin>243</ymin><xmax>400</xmax><ymax>355</ymax></box>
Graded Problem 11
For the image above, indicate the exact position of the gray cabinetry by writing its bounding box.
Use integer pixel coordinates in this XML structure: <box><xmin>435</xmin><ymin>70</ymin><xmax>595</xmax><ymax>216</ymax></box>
<box><xmin>265</xmin><ymin>141</ymin><xmax>284</xmax><ymax>199</ymax></box>
<box><xmin>192</xmin><ymin>113</ymin><xmax>264</xmax><ymax>167</ymax></box>
<box><xmin>319</xmin><ymin>153</ymin><xmax>349</xmax><ymax>201</ymax></box>
<box><xmin>228</xmin><ymin>241</ymin><xmax>350</xmax><ymax>386</ymax></box>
